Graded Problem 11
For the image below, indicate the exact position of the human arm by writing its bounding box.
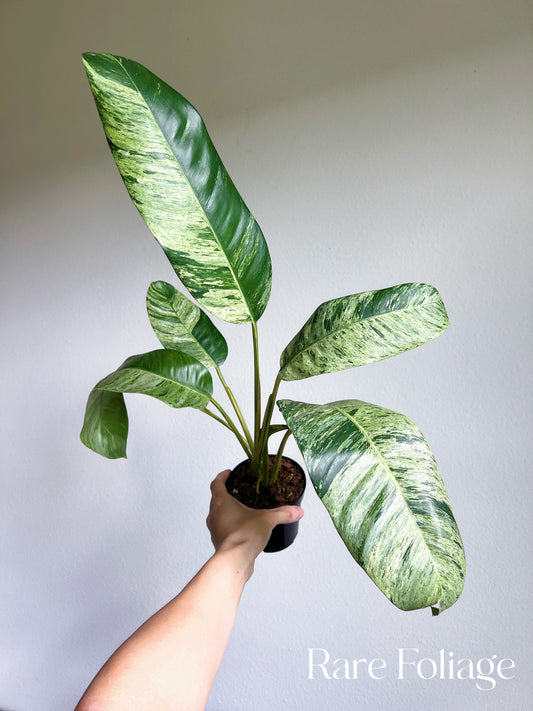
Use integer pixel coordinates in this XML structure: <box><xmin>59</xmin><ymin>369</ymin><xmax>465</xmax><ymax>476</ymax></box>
<box><xmin>74</xmin><ymin>469</ymin><xmax>304</xmax><ymax>711</ymax></box>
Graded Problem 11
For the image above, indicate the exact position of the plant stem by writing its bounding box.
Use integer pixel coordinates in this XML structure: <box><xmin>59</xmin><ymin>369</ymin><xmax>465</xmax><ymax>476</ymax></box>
<box><xmin>210</xmin><ymin>397</ymin><xmax>252</xmax><ymax>459</ymax></box>
<box><xmin>215</xmin><ymin>365</ymin><xmax>253</xmax><ymax>449</ymax></box>
<box><xmin>269</xmin><ymin>428</ymin><xmax>292</xmax><ymax>486</ymax></box>
<box><xmin>251</xmin><ymin>321</ymin><xmax>261</xmax><ymax>446</ymax></box>
<box><xmin>201</xmin><ymin>407</ymin><xmax>232</xmax><ymax>430</ymax></box>
<box><xmin>257</xmin><ymin>373</ymin><xmax>282</xmax><ymax>456</ymax></box>
<box><xmin>256</xmin><ymin>447</ymin><xmax>269</xmax><ymax>492</ymax></box>
<box><xmin>252</xmin><ymin>371</ymin><xmax>283</xmax><ymax>484</ymax></box>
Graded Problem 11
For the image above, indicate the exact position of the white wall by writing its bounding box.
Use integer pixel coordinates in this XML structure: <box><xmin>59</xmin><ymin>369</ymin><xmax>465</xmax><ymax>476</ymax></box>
<box><xmin>1</xmin><ymin>2</ymin><xmax>532</xmax><ymax>709</ymax></box>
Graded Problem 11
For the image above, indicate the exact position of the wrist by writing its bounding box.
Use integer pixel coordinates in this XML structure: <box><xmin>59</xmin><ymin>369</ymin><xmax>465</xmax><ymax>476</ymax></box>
<box><xmin>215</xmin><ymin>540</ymin><xmax>261</xmax><ymax>582</ymax></box>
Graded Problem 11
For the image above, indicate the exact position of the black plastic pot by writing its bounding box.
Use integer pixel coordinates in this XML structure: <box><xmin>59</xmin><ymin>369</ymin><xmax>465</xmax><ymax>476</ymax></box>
<box><xmin>226</xmin><ymin>456</ymin><xmax>306</xmax><ymax>553</ymax></box>
<box><xmin>263</xmin><ymin>492</ymin><xmax>305</xmax><ymax>552</ymax></box>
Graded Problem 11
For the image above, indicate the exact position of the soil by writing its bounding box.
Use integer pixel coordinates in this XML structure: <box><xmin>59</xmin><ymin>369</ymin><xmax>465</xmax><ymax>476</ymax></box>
<box><xmin>226</xmin><ymin>455</ymin><xmax>306</xmax><ymax>509</ymax></box>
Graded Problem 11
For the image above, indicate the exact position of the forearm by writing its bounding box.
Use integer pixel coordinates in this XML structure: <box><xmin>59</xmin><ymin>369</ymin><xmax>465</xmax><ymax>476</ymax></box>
<box><xmin>75</xmin><ymin>544</ymin><xmax>255</xmax><ymax>711</ymax></box>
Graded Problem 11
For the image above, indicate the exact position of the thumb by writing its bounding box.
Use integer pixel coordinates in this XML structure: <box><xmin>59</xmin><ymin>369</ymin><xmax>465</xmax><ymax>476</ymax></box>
<box><xmin>266</xmin><ymin>505</ymin><xmax>304</xmax><ymax>527</ymax></box>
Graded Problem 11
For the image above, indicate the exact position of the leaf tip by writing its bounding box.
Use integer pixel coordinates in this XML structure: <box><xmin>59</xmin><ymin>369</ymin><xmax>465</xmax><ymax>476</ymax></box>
<box><xmin>81</xmin><ymin>51</ymin><xmax>99</xmax><ymax>69</ymax></box>
<box><xmin>276</xmin><ymin>398</ymin><xmax>293</xmax><ymax>413</ymax></box>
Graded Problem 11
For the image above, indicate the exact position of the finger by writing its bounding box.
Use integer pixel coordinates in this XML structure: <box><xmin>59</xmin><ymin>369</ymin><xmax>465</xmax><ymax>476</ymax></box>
<box><xmin>210</xmin><ymin>469</ymin><xmax>231</xmax><ymax>493</ymax></box>
<box><xmin>266</xmin><ymin>505</ymin><xmax>304</xmax><ymax>527</ymax></box>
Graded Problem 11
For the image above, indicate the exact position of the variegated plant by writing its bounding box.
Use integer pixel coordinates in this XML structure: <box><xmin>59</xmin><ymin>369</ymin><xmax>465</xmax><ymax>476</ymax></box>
<box><xmin>80</xmin><ymin>52</ymin><xmax>465</xmax><ymax>614</ymax></box>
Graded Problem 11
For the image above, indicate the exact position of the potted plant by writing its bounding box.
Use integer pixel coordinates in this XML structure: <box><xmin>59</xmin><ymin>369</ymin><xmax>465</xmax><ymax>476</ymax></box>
<box><xmin>80</xmin><ymin>52</ymin><xmax>465</xmax><ymax>613</ymax></box>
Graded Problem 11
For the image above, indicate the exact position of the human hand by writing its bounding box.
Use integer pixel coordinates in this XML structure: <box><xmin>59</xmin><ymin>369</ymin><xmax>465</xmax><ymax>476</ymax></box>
<box><xmin>206</xmin><ymin>470</ymin><xmax>304</xmax><ymax>568</ymax></box>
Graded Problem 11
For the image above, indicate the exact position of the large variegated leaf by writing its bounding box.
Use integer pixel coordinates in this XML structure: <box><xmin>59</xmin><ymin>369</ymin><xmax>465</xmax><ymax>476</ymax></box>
<box><xmin>279</xmin><ymin>283</ymin><xmax>449</xmax><ymax>381</ymax></box>
<box><xmin>278</xmin><ymin>399</ymin><xmax>465</xmax><ymax>613</ymax></box>
<box><xmin>80</xmin><ymin>350</ymin><xmax>212</xmax><ymax>458</ymax></box>
<box><xmin>80</xmin><ymin>389</ymin><xmax>128</xmax><ymax>459</ymax></box>
<box><xmin>82</xmin><ymin>52</ymin><xmax>271</xmax><ymax>323</ymax></box>
<box><xmin>94</xmin><ymin>349</ymin><xmax>212</xmax><ymax>409</ymax></box>
<box><xmin>146</xmin><ymin>281</ymin><xmax>227</xmax><ymax>368</ymax></box>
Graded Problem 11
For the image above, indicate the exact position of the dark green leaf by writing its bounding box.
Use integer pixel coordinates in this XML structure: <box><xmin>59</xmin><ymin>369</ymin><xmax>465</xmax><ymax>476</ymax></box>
<box><xmin>82</xmin><ymin>52</ymin><xmax>271</xmax><ymax>324</ymax></box>
<box><xmin>95</xmin><ymin>349</ymin><xmax>213</xmax><ymax>409</ymax></box>
<box><xmin>80</xmin><ymin>389</ymin><xmax>128</xmax><ymax>459</ymax></box>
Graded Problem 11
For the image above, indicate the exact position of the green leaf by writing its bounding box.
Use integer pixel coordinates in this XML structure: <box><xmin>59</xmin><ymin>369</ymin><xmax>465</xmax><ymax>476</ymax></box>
<box><xmin>146</xmin><ymin>281</ymin><xmax>228</xmax><ymax>368</ymax></box>
<box><xmin>279</xmin><ymin>283</ymin><xmax>449</xmax><ymax>381</ymax></box>
<box><xmin>278</xmin><ymin>399</ymin><xmax>465</xmax><ymax>612</ymax></box>
<box><xmin>94</xmin><ymin>349</ymin><xmax>212</xmax><ymax>409</ymax></box>
<box><xmin>82</xmin><ymin>52</ymin><xmax>272</xmax><ymax>324</ymax></box>
<box><xmin>80</xmin><ymin>389</ymin><xmax>128</xmax><ymax>459</ymax></box>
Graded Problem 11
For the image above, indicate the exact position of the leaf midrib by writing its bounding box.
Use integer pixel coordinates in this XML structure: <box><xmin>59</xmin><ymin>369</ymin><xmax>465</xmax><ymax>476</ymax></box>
<box><xmin>98</xmin><ymin>365</ymin><xmax>210</xmax><ymax>399</ymax></box>
<box><xmin>282</xmin><ymin>295</ymin><xmax>441</xmax><ymax>372</ymax></box>
<box><xmin>107</xmin><ymin>55</ymin><xmax>254</xmax><ymax>321</ymax></box>
<box><xmin>333</xmin><ymin>404</ymin><xmax>441</xmax><ymax>585</ymax></box>
<box><xmin>149</xmin><ymin>288</ymin><xmax>215</xmax><ymax>367</ymax></box>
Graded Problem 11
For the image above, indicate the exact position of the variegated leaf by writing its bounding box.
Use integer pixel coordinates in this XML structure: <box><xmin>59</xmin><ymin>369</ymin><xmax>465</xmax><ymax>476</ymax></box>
<box><xmin>146</xmin><ymin>281</ymin><xmax>227</xmax><ymax>368</ymax></box>
<box><xmin>80</xmin><ymin>389</ymin><xmax>128</xmax><ymax>459</ymax></box>
<box><xmin>94</xmin><ymin>349</ymin><xmax>212</xmax><ymax>409</ymax></box>
<box><xmin>82</xmin><ymin>52</ymin><xmax>271</xmax><ymax>324</ymax></box>
<box><xmin>278</xmin><ymin>399</ymin><xmax>465</xmax><ymax>612</ymax></box>
<box><xmin>279</xmin><ymin>283</ymin><xmax>449</xmax><ymax>381</ymax></box>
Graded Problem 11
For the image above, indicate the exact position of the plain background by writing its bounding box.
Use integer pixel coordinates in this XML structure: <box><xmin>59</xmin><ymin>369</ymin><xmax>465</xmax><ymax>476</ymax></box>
<box><xmin>1</xmin><ymin>1</ymin><xmax>532</xmax><ymax>709</ymax></box>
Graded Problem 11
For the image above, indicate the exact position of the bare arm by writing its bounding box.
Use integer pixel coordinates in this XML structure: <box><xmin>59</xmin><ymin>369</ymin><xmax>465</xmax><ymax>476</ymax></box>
<box><xmin>75</xmin><ymin>470</ymin><xmax>303</xmax><ymax>711</ymax></box>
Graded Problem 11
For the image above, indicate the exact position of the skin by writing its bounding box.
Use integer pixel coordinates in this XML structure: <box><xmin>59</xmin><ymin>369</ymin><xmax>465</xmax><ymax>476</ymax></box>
<box><xmin>74</xmin><ymin>469</ymin><xmax>304</xmax><ymax>711</ymax></box>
